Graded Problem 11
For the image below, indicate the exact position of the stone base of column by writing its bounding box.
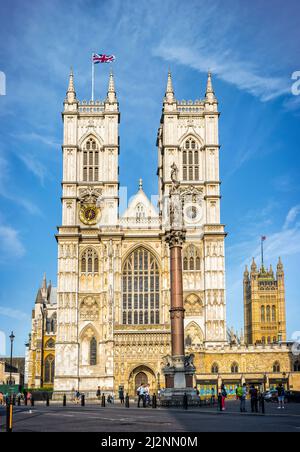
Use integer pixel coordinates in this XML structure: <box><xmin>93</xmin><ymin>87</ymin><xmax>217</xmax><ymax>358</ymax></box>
<box><xmin>160</xmin><ymin>355</ymin><xmax>198</xmax><ymax>406</ymax></box>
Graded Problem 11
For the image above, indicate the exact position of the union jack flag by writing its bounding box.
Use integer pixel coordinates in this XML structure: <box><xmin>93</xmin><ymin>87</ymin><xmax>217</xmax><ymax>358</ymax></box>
<box><xmin>92</xmin><ymin>53</ymin><xmax>116</xmax><ymax>64</ymax></box>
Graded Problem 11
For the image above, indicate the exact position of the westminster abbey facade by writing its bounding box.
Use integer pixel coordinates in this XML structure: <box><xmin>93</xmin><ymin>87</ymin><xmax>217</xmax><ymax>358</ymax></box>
<box><xmin>26</xmin><ymin>71</ymin><xmax>300</xmax><ymax>397</ymax></box>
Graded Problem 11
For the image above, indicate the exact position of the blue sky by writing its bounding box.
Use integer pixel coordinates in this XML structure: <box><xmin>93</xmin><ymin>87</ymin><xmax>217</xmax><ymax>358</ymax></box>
<box><xmin>0</xmin><ymin>0</ymin><xmax>299</xmax><ymax>355</ymax></box>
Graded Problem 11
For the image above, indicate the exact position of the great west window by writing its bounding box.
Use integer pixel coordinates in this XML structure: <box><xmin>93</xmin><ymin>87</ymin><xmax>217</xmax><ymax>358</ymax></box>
<box><xmin>122</xmin><ymin>247</ymin><xmax>160</xmax><ymax>325</ymax></box>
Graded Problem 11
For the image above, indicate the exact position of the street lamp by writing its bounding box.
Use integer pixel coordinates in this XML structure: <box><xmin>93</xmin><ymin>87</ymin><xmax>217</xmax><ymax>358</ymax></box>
<box><xmin>9</xmin><ymin>332</ymin><xmax>15</xmax><ymax>386</ymax></box>
<box><xmin>9</xmin><ymin>332</ymin><xmax>15</xmax><ymax>404</ymax></box>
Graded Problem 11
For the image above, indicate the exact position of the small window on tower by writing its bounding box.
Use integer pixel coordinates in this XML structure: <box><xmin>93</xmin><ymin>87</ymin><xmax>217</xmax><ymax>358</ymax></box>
<box><xmin>82</xmin><ymin>137</ymin><xmax>99</xmax><ymax>182</ymax></box>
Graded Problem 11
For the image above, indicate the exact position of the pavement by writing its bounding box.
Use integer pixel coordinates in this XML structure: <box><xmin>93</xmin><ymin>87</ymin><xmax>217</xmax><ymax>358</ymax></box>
<box><xmin>0</xmin><ymin>400</ymin><xmax>300</xmax><ymax>432</ymax></box>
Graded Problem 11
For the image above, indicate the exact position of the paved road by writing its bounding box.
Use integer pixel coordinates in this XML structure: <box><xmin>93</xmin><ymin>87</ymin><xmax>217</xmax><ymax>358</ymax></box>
<box><xmin>1</xmin><ymin>401</ymin><xmax>300</xmax><ymax>432</ymax></box>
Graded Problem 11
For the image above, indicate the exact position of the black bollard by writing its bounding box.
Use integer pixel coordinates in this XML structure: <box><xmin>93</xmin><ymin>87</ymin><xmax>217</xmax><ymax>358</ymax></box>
<box><xmin>183</xmin><ymin>393</ymin><xmax>188</xmax><ymax>410</ymax></box>
<box><xmin>31</xmin><ymin>396</ymin><xmax>34</xmax><ymax>407</ymax></box>
<box><xmin>46</xmin><ymin>394</ymin><xmax>50</xmax><ymax>407</ymax></box>
<box><xmin>125</xmin><ymin>394</ymin><xmax>130</xmax><ymax>408</ymax></box>
<box><xmin>101</xmin><ymin>394</ymin><xmax>106</xmax><ymax>407</ymax></box>
<box><xmin>6</xmin><ymin>402</ymin><xmax>13</xmax><ymax>433</ymax></box>
<box><xmin>17</xmin><ymin>396</ymin><xmax>21</xmax><ymax>406</ymax></box>
<box><xmin>63</xmin><ymin>394</ymin><xmax>67</xmax><ymax>407</ymax></box>
<box><xmin>81</xmin><ymin>394</ymin><xmax>85</xmax><ymax>407</ymax></box>
<box><xmin>152</xmin><ymin>394</ymin><xmax>157</xmax><ymax>408</ymax></box>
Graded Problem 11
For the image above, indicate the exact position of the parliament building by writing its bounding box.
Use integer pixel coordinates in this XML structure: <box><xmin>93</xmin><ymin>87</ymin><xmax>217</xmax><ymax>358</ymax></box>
<box><xmin>26</xmin><ymin>70</ymin><xmax>300</xmax><ymax>398</ymax></box>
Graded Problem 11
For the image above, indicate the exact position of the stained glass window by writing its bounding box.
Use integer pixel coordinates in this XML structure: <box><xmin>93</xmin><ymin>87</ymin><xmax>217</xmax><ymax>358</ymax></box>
<box><xmin>122</xmin><ymin>247</ymin><xmax>160</xmax><ymax>325</ymax></box>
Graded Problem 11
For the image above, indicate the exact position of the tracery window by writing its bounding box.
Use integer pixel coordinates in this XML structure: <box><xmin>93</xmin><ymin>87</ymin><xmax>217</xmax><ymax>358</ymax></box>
<box><xmin>273</xmin><ymin>361</ymin><xmax>280</xmax><ymax>373</ymax></box>
<box><xmin>231</xmin><ymin>362</ymin><xmax>239</xmax><ymax>374</ymax></box>
<box><xmin>261</xmin><ymin>306</ymin><xmax>265</xmax><ymax>323</ymax></box>
<box><xmin>211</xmin><ymin>363</ymin><xmax>219</xmax><ymax>374</ymax></box>
<box><xmin>272</xmin><ymin>306</ymin><xmax>276</xmax><ymax>322</ymax></box>
<box><xmin>44</xmin><ymin>355</ymin><xmax>55</xmax><ymax>384</ymax></box>
<box><xmin>90</xmin><ymin>337</ymin><xmax>97</xmax><ymax>366</ymax></box>
<box><xmin>80</xmin><ymin>248</ymin><xmax>99</xmax><ymax>275</ymax></box>
<box><xmin>136</xmin><ymin>203</ymin><xmax>146</xmax><ymax>222</ymax></box>
<box><xmin>294</xmin><ymin>361</ymin><xmax>300</xmax><ymax>372</ymax></box>
<box><xmin>83</xmin><ymin>138</ymin><xmax>99</xmax><ymax>182</ymax></box>
<box><xmin>182</xmin><ymin>138</ymin><xmax>199</xmax><ymax>181</ymax></box>
<box><xmin>46</xmin><ymin>314</ymin><xmax>57</xmax><ymax>334</ymax></box>
<box><xmin>183</xmin><ymin>245</ymin><xmax>201</xmax><ymax>271</ymax></box>
<box><xmin>122</xmin><ymin>247</ymin><xmax>160</xmax><ymax>325</ymax></box>
<box><xmin>45</xmin><ymin>338</ymin><xmax>55</xmax><ymax>349</ymax></box>
<box><xmin>266</xmin><ymin>306</ymin><xmax>271</xmax><ymax>322</ymax></box>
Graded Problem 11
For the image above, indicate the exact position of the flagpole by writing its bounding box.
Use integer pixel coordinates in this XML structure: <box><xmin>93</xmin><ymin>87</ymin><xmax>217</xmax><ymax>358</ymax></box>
<box><xmin>261</xmin><ymin>237</ymin><xmax>264</xmax><ymax>269</ymax></box>
<box><xmin>92</xmin><ymin>53</ymin><xmax>94</xmax><ymax>102</ymax></box>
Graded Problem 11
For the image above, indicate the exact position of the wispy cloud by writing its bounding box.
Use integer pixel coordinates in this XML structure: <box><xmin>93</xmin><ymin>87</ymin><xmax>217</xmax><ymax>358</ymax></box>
<box><xmin>0</xmin><ymin>306</ymin><xmax>30</xmax><ymax>321</ymax></box>
<box><xmin>0</xmin><ymin>151</ymin><xmax>42</xmax><ymax>215</ymax></box>
<box><xmin>14</xmin><ymin>132</ymin><xmax>60</xmax><ymax>148</ymax></box>
<box><xmin>154</xmin><ymin>45</ymin><xmax>290</xmax><ymax>102</ymax></box>
<box><xmin>18</xmin><ymin>153</ymin><xmax>48</xmax><ymax>185</ymax></box>
<box><xmin>283</xmin><ymin>205</ymin><xmax>300</xmax><ymax>231</ymax></box>
<box><xmin>0</xmin><ymin>224</ymin><xmax>26</xmax><ymax>261</ymax></box>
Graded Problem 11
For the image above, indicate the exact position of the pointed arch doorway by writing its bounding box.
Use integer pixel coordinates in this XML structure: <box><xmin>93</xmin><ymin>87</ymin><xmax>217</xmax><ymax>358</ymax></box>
<box><xmin>128</xmin><ymin>365</ymin><xmax>157</xmax><ymax>397</ymax></box>
<box><xmin>135</xmin><ymin>372</ymin><xmax>148</xmax><ymax>390</ymax></box>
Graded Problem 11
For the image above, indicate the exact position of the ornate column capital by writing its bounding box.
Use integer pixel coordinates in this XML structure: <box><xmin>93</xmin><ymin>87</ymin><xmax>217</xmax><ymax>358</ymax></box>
<box><xmin>165</xmin><ymin>229</ymin><xmax>186</xmax><ymax>248</ymax></box>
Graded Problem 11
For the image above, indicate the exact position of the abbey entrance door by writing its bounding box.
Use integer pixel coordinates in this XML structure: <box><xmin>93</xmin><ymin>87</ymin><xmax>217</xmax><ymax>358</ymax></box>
<box><xmin>128</xmin><ymin>365</ymin><xmax>157</xmax><ymax>397</ymax></box>
<box><xmin>135</xmin><ymin>372</ymin><xmax>148</xmax><ymax>391</ymax></box>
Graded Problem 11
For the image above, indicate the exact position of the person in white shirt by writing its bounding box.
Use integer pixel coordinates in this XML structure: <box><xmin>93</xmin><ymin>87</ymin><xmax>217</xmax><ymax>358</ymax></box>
<box><xmin>137</xmin><ymin>384</ymin><xmax>145</xmax><ymax>408</ymax></box>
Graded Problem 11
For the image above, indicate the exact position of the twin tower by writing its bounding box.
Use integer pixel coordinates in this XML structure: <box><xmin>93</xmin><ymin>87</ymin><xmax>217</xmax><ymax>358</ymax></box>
<box><xmin>54</xmin><ymin>69</ymin><xmax>227</xmax><ymax>394</ymax></box>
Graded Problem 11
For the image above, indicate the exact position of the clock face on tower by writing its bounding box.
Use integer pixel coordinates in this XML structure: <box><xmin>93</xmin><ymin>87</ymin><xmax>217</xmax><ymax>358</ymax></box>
<box><xmin>79</xmin><ymin>204</ymin><xmax>100</xmax><ymax>226</ymax></box>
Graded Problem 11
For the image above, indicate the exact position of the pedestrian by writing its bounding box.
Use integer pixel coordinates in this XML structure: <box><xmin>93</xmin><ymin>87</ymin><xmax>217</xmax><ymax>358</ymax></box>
<box><xmin>218</xmin><ymin>392</ymin><xmax>222</xmax><ymax>411</ymax></box>
<box><xmin>0</xmin><ymin>392</ymin><xmax>3</xmax><ymax>406</ymax></box>
<box><xmin>137</xmin><ymin>384</ymin><xmax>145</xmax><ymax>408</ymax></box>
<box><xmin>240</xmin><ymin>383</ymin><xmax>247</xmax><ymax>413</ymax></box>
<box><xmin>221</xmin><ymin>384</ymin><xmax>227</xmax><ymax>411</ymax></box>
<box><xmin>27</xmin><ymin>392</ymin><xmax>32</xmax><ymax>404</ymax></box>
<box><xmin>96</xmin><ymin>386</ymin><xmax>101</xmax><ymax>402</ymax></box>
<box><xmin>249</xmin><ymin>385</ymin><xmax>258</xmax><ymax>413</ymax></box>
<box><xmin>210</xmin><ymin>387</ymin><xmax>216</xmax><ymax>406</ymax></box>
<box><xmin>75</xmin><ymin>390</ymin><xmax>80</xmax><ymax>404</ymax></box>
<box><xmin>145</xmin><ymin>384</ymin><xmax>151</xmax><ymax>406</ymax></box>
<box><xmin>119</xmin><ymin>387</ymin><xmax>125</xmax><ymax>405</ymax></box>
<box><xmin>236</xmin><ymin>384</ymin><xmax>243</xmax><ymax>411</ymax></box>
<box><xmin>276</xmin><ymin>383</ymin><xmax>285</xmax><ymax>410</ymax></box>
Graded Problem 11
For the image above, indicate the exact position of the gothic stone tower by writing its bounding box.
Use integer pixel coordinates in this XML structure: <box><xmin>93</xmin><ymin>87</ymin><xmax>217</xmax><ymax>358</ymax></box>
<box><xmin>244</xmin><ymin>258</ymin><xmax>286</xmax><ymax>345</ymax></box>
<box><xmin>54</xmin><ymin>70</ymin><xmax>119</xmax><ymax>394</ymax></box>
<box><xmin>157</xmin><ymin>72</ymin><xmax>227</xmax><ymax>346</ymax></box>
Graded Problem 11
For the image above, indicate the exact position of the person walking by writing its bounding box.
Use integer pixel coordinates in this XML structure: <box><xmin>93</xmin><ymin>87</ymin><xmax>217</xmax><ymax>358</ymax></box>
<box><xmin>96</xmin><ymin>386</ymin><xmax>101</xmax><ymax>402</ymax></box>
<box><xmin>145</xmin><ymin>384</ymin><xmax>151</xmax><ymax>406</ymax></box>
<box><xmin>137</xmin><ymin>384</ymin><xmax>145</xmax><ymax>408</ymax></box>
<box><xmin>240</xmin><ymin>383</ymin><xmax>247</xmax><ymax>413</ymax></box>
<box><xmin>221</xmin><ymin>384</ymin><xmax>227</xmax><ymax>411</ymax></box>
<box><xmin>236</xmin><ymin>384</ymin><xmax>243</xmax><ymax>411</ymax></box>
<box><xmin>119</xmin><ymin>387</ymin><xmax>125</xmax><ymax>405</ymax></box>
<box><xmin>249</xmin><ymin>385</ymin><xmax>258</xmax><ymax>413</ymax></box>
<box><xmin>276</xmin><ymin>383</ymin><xmax>285</xmax><ymax>409</ymax></box>
<box><xmin>0</xmin><ymin>392</ymin><xmax>3</xmax><ymax>406</ymax></box>
<box><xmin>75</xmin><ymin>390</ymin><xmax>80</xmax><ymax>404</ymax></box>
<box><xmin>211</xmin><ymin>387</ymin><xmax>216</xmax><ymax>407</ymax></box>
